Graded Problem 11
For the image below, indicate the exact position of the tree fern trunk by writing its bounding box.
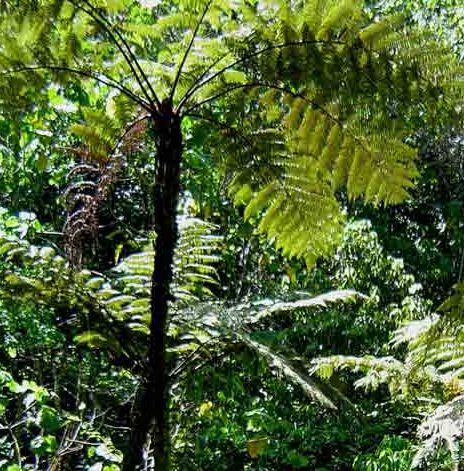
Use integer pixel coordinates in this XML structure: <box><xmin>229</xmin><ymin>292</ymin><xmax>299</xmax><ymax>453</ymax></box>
<box><xmin>125</xmin><ymin>100</ymin><xmax>182</xmax><ymax>471</ymax></box>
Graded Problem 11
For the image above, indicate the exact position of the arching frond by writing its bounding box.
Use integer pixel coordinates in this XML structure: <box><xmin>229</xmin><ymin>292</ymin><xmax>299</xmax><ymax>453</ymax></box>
<box><xmin>238</xmin><ymin>153</ymin><xmax>345</xmax><ymax>266</ymax></box>
<box><xmin>171</xmin><ymin>289</ymin><xmax>361</xmax><ymax>407</ymax></box>
<box><xmin>0</xmin><ymin>211</ymin><xmax>361</xmax><ymax>410</ymax></box>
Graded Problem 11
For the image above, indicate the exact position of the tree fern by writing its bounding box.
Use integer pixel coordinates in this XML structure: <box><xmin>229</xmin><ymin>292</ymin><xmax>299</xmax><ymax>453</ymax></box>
<box><xmin>0</xmin><ymin>0</ymin><xmax>459</xmax><ymax>264</ymax></box>
<box><xmin>0</xmin><ymin>0</ymin><xmax>461</xmax><ymax>467</ymax></box>
<box><xmin>0</xmin><ymin>210</ymin><xmax>361</xmax><ymax>410</ymax></box>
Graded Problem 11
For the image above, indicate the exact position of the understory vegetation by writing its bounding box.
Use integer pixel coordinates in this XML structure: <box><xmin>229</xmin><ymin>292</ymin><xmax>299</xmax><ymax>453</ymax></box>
<box><xmin>0</xmin><ymin>0</ymin><xmax>464</xmax><ymax>469</ymax></box>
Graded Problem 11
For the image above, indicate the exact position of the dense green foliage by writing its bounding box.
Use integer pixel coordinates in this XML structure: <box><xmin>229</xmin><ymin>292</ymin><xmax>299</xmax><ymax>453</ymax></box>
<box><xmin>0</xmin><ymin>0</ymin><xmax>464</xmax><ymax>469</ymax></box>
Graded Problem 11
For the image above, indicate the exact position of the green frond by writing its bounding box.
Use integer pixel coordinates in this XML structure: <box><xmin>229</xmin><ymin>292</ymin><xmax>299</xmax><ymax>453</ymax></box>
<box><xmin>282</xmin><ymin>97</ymin><xmax>306</xmax><ymax>130</ymax></box>
<box><xmin>359</xmin><ymin>15</ymin><xmax>404</xmax><ymax>47</ymax></box>
<box><xmin>173</xmin><ymin>288</ymin><xmax>360</xmax><ymax>405</ymax></box>
<box><xmin>391</xmin><ymin>316</ymin><xmax>438</xmax><ymax>348</ymax></box>
<box><xmin>0</xmin><ymin>212</ymin><xmax>221</xmax><ymax>350</ymax></box>
<box><xmin>114</xmin><ymin>216</ymin><xmax>221</xmax><ymax>307</ymax></box>
<box><xmin>316</xmin><ymin>0</ymin><xmax>362</xmax><ymax>41</ymax></box>
<box><xmin>311</xmin><ymin>355</ymin><xmax>407</xmax><ymax>391</ymax></box>
<box><xmin>391</xmin><ymin>284</ymin><xmax>464</xmax><ymax>385</ymax></box>
<box><xmin>331</xmin><ymin>135</ymin><xmax>354</xmax><ymax>190</ymax></box>
<box><xmin>238</xmin><ymin>333</ymin><xmax>337</xmax><ymax>409</ymax></box>
<box><xmin>412</xmin><ymin>395</ymin><xmax>464</xmax><ymax>470</ymax></box>
<box><xmin>239</xmin><ymin>289</ymin><xmax>361</xmax><ymax>326</ymax></box>
<box><xmin>439</xmin><ymin>282</ymin><xmax>464</xmax><ymax>314</ymax></box>
<box><xmin>243</xmin><ymin>158</ymin><xmax>344</xmax><ymax>264</ymax></box>
<box><xmin>279</xmin><ymin>89</ymin><xmax>419</xmax><ymax>209</ymax></box>
<box><xmin>299</xmin><ymin>0</ymin><xmax>327</xmax><ymax>32</ymax></box>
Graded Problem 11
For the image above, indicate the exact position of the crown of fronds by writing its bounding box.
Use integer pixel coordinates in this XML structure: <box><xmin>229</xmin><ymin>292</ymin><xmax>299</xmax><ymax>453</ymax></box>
<box><xmin>0</xmin><ymin>0</ymin><xmax>461</xmax><ymax>264</ymax></box>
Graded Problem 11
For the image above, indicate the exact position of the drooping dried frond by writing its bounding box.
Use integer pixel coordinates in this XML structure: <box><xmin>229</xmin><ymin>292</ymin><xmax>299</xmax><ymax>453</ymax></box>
<box><xmin>63</xmin><ymin>111</ymin><xmax>148</xmax><ymax>266</ymax></box>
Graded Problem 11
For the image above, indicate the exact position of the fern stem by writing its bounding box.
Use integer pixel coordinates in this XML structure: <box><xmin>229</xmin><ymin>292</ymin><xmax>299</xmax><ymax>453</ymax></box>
<box><xmin>174</xmin><ymin>49</ymin><xmax>233</xmax><ymax>113</ymax></box>
<box><xmin>70</xmin><ymin>0</ymin><xmax>160</xmax><ymax>110</ymax></box>
<box><xmin>126</xmin><ymin>106</ymin><xmax>183</xmax><ymax>471</ymax></box>
<box><xmin>176</xmin><ymin>39</ymin><xmax>342</xmax><ymax>111</ymax></box>
<box><xmin>0</xmin><ymin>65</ymin><xmax>148</xmax><ymax>109</ymax></box>
<box><xmin>170</xmin><ymin>0</ymin><xmax>213</xmax><ymax>102</ymax></box>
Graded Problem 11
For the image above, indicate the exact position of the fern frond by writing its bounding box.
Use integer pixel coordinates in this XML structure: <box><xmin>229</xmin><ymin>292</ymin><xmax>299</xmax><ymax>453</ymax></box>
<box><xmin>241</xmin><ymin>289</ymin><xmax>360</xmax><ymax>325</ymax></box>
<box><xmin>233</xmin><ymin>142</ymin><xmax>345</xmax><ymax>265</ymax></box>
<box><xmin>412</xmin><ymin>395</ymin><xmax>464</xmax><ymax>470</ymax></box>
<box><xmin>238</xmin><ymin>333</ymin><xmax>337</xmax><ymax>409</ymax></box>
<box><xmin>172</xmin><ymin>288</ymin><xmax>362</xmax><ymax>408</ymax></box>
<box><xmin>114</xmin><ymin>216</ymin><xmax>221</xmax><ymax>306</ymax></box>
<box><xmin>311</xmin><ymin>355</ymin><xmax>408</xmax><ymax>393</ymax></box>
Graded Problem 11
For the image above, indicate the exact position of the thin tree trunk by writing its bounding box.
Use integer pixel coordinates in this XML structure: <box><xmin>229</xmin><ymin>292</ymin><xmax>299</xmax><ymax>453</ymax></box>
<box><xmin>125</xmin><ymin>100</ymin><xmax>182</xmax><ymax>471</ymax></box>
